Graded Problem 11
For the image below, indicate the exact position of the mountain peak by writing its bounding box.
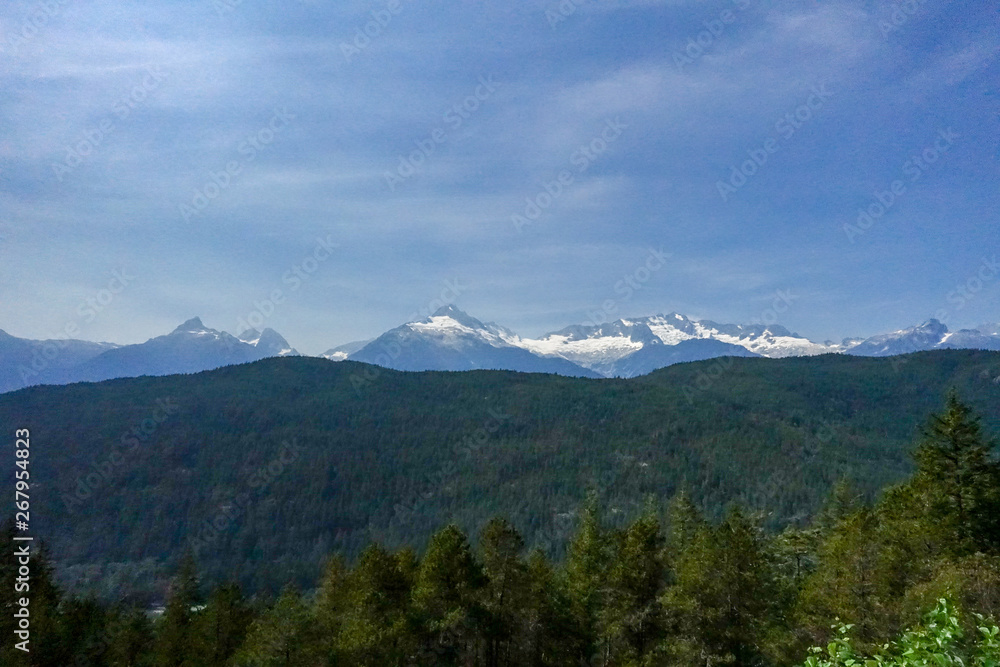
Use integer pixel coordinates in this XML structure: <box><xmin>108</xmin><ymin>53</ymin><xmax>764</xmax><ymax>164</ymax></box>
<box><xmin>918</xmin><ymin>318</ymin><xmax>948</xmax><ymax>333</ymax></box>
<box><xmin>257</xmin><ymin>328</ymin><xmax>292</xmax><ymax>350</ymax></box>
<box><xmin>425</xmin><ymin>304</ymin><xmax>488</xmax><ymax>330</ymax></box>
<box><xmin>237</xmin><ymin>328</ymin><xmax>262</xmax><ymax>343</ymax></box>
<box><xmin>431</xmin><ymin>304</ymin><xmax>466</xmax><ymax>318</ymax></box>
<box><xmin>172</xmin><ymin>317</ymin><xmax>208</xmax><ymax>334</ymax></box>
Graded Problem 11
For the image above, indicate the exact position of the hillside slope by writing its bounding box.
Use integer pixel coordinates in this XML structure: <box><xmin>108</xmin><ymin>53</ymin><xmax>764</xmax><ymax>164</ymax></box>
<box><xmin>2</xmin><ymin>350</ymin><xmax>999</xmax><ymax>597</ymax></box>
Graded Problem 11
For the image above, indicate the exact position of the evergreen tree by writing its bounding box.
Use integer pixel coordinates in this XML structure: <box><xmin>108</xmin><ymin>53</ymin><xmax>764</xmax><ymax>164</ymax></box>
<box><xmin>522</xmin><ymin>549</ymin><xmax>574</xmax><ymax>667</ymax></box>
<box><xmin>661</xmin><ymin>505</ymin><xmax>776</xmax><ymax>666</ymax></box>
<box><xmin>603</xmin><ymin>504</ymin><xmax>666</xmax><ymax>664</ymax></box>
<box><xmin>153</xmin><ymin>552</ymin><xmax>202</xmax><ymax>667</ymax></box>
<box><xmin>412</xmin><ymin>524</ymin><xmax>485</xmax><ymax>666</ymax></box>
<box><xmin>233</xmin><ymin>586</ymin><xmax>318</xmax><ymax>667</ymax></box>
<box><xmin>60</xmin><ymin>597</ymin><xmax>111</xmax><ymax>666</ymax></box>
<box><xmin>28</xmin><ymin>543</ymin><xmax>68</xmax><ymax>667</ymax></box>
<box><xmin>910</xmin><ymin>391</ymin><xmax>1000</xmax><ymax>552</ymax></box>
<box><xmin>565</xmin><ymin>494</ymin><xmax>609</xmax><ymax>665</ymax></box>
<box><xmin>479</xmin><ymin>517</ymin><xmax>528</xmax><ymax>667</ymax></box>
<box><xmin>106</xmin><ymin>607</ymin><xmax>156</xmax><ymax>667</ymax></box>
<box><xmin>798</xmin><ymin>507</ymin><xmax>896</xmax><ymax>649</ymax></box>
<box><xmin>313</xmin><ymin>554</ymin><xmax>349</xmax><ymax>663</ymax></box>
<box><xmin>337</xmin><ymin>544</ymin><xmax>413</xmax><ymax>666</ymax></box>
<box><xmin>197</xmin><ymin>583</ymin><xmax>252</xmax><ymax>666</ymax></box>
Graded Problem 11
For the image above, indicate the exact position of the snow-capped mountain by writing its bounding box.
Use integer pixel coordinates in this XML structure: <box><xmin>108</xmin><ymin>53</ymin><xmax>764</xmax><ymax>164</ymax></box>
<box><xmin>0</xmin><ymin>318</ymin><xmax>300</xmax><ymax>394</ymax></box>
<box><xmin>321</xmin><ymin>339</ymin><xmax>371</xmax><ymax>361</ymax></box>
<box><xmin>337</xmin><ymin>310</ymin><xmax>1000</xmax><ymax>379</ymax></box>
<box><xmin>610</xmin><ymin>338</ymin><xmax>760</xmax><ymax>378</ymax></box>
<box><xmin>504</xmin><ymin>313</ymin><xmax>843</xmax><ymax>376</ymax></box>
<box><xmin>845</xmin><ymin>319</ymin><xmax>1000</xmax><ymax>356</ymax></box>
<box><xmin>237</xmin><ymin>327</ymin><xmax>299</xmax><ymax>357</ymax></box>
<box><xmin>343</xmin><ymin>308</ymin><xmax>818</xmax><ymax>378</ymax></box>
<box><xmin>348</xmin><ymin>305</ymin><xmax>600</xmax><ymax>377</ymax></box>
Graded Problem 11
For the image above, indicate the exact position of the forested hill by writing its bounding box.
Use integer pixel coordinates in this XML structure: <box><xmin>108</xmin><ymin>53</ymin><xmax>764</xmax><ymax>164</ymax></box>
<box><xmin>2</xmin><ymin>349</ymin><xmax>1000</xmax><ymax>598</ymax></box>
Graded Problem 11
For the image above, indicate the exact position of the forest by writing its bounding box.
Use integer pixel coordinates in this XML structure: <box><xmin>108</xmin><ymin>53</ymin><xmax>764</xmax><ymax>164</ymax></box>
<box><xmin>1</xmin><ymin>350</ymin><xmax>1000</xmax><ymax>599</ymax></box>
<box><xmin>2</xmin><ymin>391</ymin><xmax>999</xmax><ymax>666</ymax></box>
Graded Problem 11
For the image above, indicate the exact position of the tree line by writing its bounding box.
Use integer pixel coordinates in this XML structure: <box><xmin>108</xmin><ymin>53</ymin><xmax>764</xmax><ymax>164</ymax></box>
<box><xmin>2</xmin><ymin>391</ymin><xmax>999</xmax><ymax>666</ymax></box>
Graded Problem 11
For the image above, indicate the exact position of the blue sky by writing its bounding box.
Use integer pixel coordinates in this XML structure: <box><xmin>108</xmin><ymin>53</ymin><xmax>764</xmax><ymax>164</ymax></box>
<box><xmin>1</xmin><ymin>0</ymin><xmax>997</xmax><ymax>354</ymax></box>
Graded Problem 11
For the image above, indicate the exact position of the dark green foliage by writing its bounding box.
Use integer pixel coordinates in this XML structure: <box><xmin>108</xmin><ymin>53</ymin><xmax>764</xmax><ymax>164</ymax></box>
<box><xmin>2</xmin><ymin>351</ymin><xmax>999</xmax><ymax>597</ymax></box>
<box><xmin>3</xmin><ymin>365</ymin><xmax>1000</xmax><ymax>666</ymax></box>
<box><xmin>197</xmin><ymin>583</ymin><xmax>253</xmax><ymax>666</ymax></box>
<box><xmin>336</xmin><ymin>544</ymin><xmax>414</xmax><ymax>665</ymax></box>
<box><xmin>232</xmin><ymin>586</ymin><xmax>317</xmax><ymax>666</ymax></box>
<box><xmin>911</xmin><ymin>390</ymin><xmax>1000</xmax><ymax>552</ymax></box>
<box><xmin>412</xmin><ymin>524</ymin><xmax>486</xmax><ymax>664</ymax></box>
<box><xmin>153</xmin><ymin>553</ymin><xmax>201</xmax><ymax>667</ymax></box>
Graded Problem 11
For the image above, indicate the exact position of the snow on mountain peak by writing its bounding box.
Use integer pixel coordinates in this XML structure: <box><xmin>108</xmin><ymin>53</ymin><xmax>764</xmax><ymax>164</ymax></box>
<box><xmin>237</xmin><ymin>328</ymin><xmax>262</xmax><ymax>345</ymax></box>
<box><xmin>170</xmin><ymin>317</ymin><xmax>219</xmax><ymax>337</ymax></box>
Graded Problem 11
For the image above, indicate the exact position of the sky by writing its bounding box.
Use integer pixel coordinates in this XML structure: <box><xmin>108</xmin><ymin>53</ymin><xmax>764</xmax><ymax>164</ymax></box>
<box><xmin>0</xmin><ymin>0</ymin><xmax>997</xmax><ymax>355</ymax></box>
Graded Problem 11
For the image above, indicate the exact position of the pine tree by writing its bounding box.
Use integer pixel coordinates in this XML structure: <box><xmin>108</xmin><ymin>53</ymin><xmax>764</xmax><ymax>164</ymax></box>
<box><xmin>798</xmin><ymin>507</ymin><xmax>894</xmax><ymax>649</ymax></box>
<box><xmin>564</xmin><ymin>494</ymin><xmax>609</xmax><ymax>665</ymax></box>
<box><xmin>233</xmin><ymin>586</ymin><xmax>318</xmax><ymax>667</ymax></box>
<box><xmin>153</xmin><ymin>552</ymin><xmax>202</xmax><ymax>667</ymax></box>
<box><xmin>412</xmin><ymin>524</ymin><xmax>485</xmax><ymax>666</ymax></box>
<box><xmin>603</xmin><ymin>503</ymin><xmax>666</xmax><ymax>664</ymax></box>
<box><xmin>478</xmin><ymin>517</ymin><xmax>528</xmax><ymax>667</ymax></box>
<box><xmin>27</xmin><ymin>543</ymin><xmax>69</xmax><ymax>667</ymax></box>
<box><xmin>911</xmin><ymin>391</ymin><xmax>1000</xmax><ymax>552</ymax></box>
<box><xmin>313</xmin><ymin>554</ymin><xmax>349</xmax><ymax>662</ymax></box>
<box><xmin>106</xmin><ymin>607</ymin><xmax>156</xmax><ymax>667</ymax></box>
<box><xmin>661</xmin><ymin>505</ymin><xmax>776</xmax><ymax>667</ymax></box>
<box><xmin>337</xmin><ymin>544</ymin><xmax>413</xmax><ymax>666</ymax></box>
<box><xmin>522</xmin><ymin>549</ymin><xmax>574</xmax><ymax>667</ymax></box>
<box><xmin>60</xmin><ymin>597</ymin><xmax>111</xmax><ymax>666</ymax></box>
<box><xmin>197</xmin><ymin>583</ymin><xmax>252</xmax><ymax>666</ymax></box>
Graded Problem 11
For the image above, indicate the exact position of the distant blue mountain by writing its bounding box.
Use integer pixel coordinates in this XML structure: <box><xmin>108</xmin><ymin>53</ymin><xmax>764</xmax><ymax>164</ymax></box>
<box><xmin>609</xmin><ymin>338</ymin><xmax>760</xmax><ymax>378</ymax></box>
<box><xmin>0</xmin><ymin>318</ymin><xmax>298</xmax><ymax>394</ymax></box>
<box><xmin>845</xmin><ymin>319</ymin><xmax>1000</xmax><ymax>357</ymax></box>
<box><xmin>349</xmin><ymin>306</ymin><xmax>601</xmax><ymax>377</ymax></box>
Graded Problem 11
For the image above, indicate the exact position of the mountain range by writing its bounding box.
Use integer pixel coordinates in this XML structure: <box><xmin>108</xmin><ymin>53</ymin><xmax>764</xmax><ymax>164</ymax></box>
<box><xmin>335</xmin><ymin>306</ymin><xmax>1000</xmax><ymax>379</ymax></box>
<box><xmin>2</xmin><ymin>308</ymin><xmax>999</xmax><ymax>393</ymax></box>
<box><xmin>0</xmin><ymin>318</ymin><xmax>297</xmax><ymax>394</ymax></box>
